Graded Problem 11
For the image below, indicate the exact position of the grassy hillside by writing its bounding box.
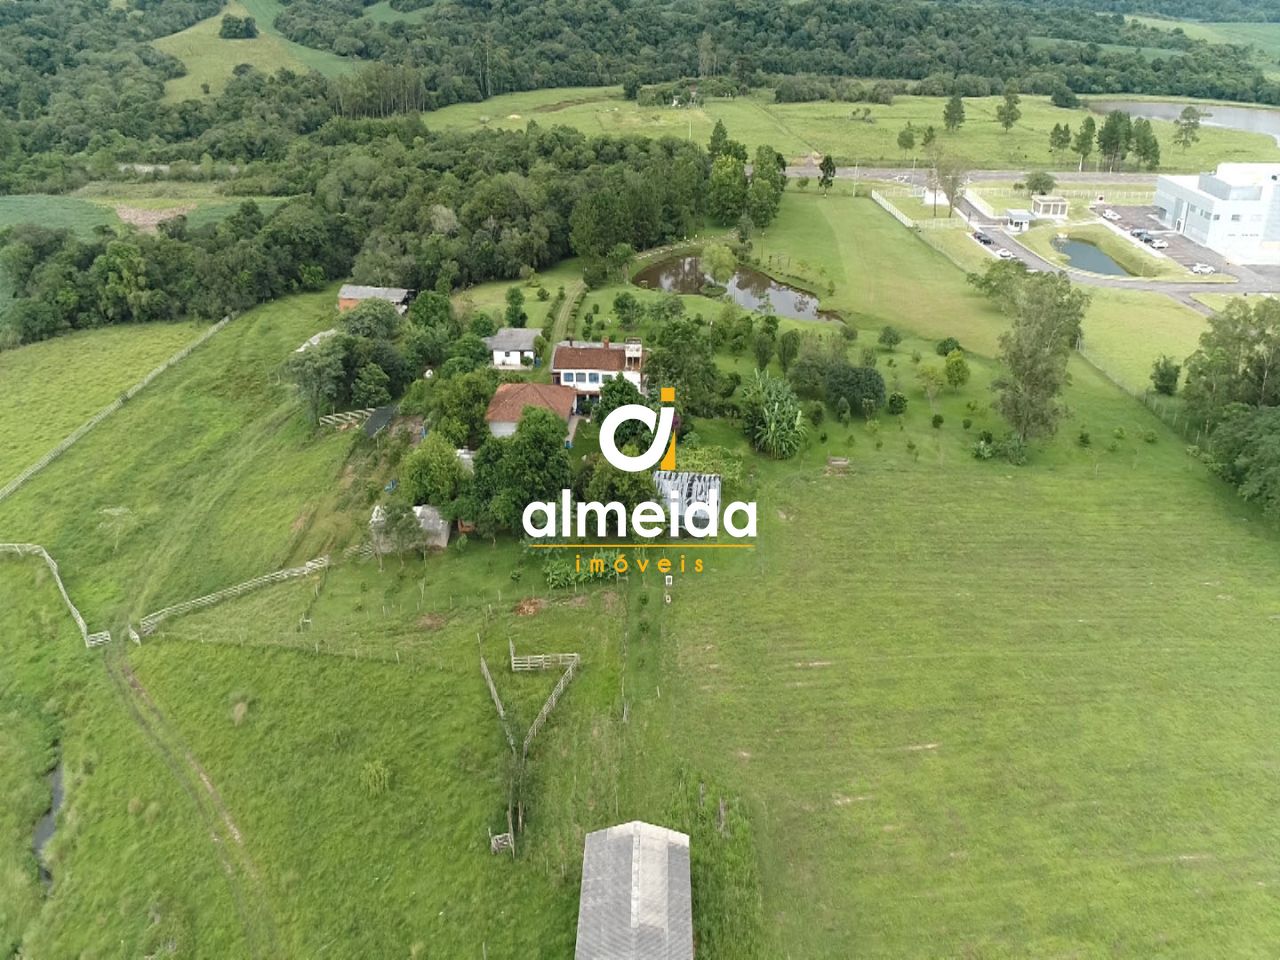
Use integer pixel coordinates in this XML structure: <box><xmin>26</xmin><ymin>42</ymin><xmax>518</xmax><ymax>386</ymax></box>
<box><xmin>153</xmin><ymin>0</ymin><xmax>354</xmax><ymax>101</ymax></box>
<box><xmin>422</xmin><ymin>87</ymin><xmax>1280</xmax><ymax>171</ymax></box>
<box><xmin>0</xmin><ymin>322</ymin><xmax>205</xmax><ymax>473</ymax></box>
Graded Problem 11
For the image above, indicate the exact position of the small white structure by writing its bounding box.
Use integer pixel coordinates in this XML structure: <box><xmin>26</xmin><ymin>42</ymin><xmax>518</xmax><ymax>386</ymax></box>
<box><xmin>294</xmin><ymin>328</ymin><xmax>338</xmax><ymax>353</ymax></box>
<box><xmin>1005</xmin><ymin>208</ymin><xmax>1034</xmax><ymax>233</ymax></box>
<box><xmin>574</xmin><ymin>821</ymin><xmax>692</xmax><ymax>960</ymax></box>
<box><xmin>552</xmin><ymin>338</ymin><xmax>645</xmax><ymax>410</ymax></box>
<box><xmin>369</xmin><ymin>503</ymin><xmax>450</xmax><ymax>553</ymax></box>
<box><xmin>1031</xmin><ymin>195</ymin><xmax>1068</xmax><ymax>220</ymax></box>
<box><xmin>484</xmin><ymin>327</ymin><xmax>540</xmax><ymax>369</ymax></box>
<box><xmin>1156</xmin><ymin>162</ymin><xmax>1280</xmax><ymax>264</ymax></box>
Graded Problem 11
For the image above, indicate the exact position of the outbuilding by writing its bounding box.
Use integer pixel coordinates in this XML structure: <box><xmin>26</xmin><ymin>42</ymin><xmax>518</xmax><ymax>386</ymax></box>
<box><xmin>1031</xmin><ymin>195</ymin><xmax>1068</xmax><ymax>220</ymax></box>
<box><xmin>574</xmin><ymin>821</ymin><xmax>693</xmax><ymax>960</ymax></box>
<box><xmin>1005</xmin><ymin>208</ymin><xmax>1034</xmax><ymax>234</ymax></box>
<box><xmin>484</xmin><ymin>382</ymin><xmax>576</xmax><ymax>438</ymax></box>
<box><xmin>338</xmin><ymin>284</ymin><xmax>414</xmax><ymax>314</ymax></box>
<box><xmin>484</xmin><ymin>327</ymin><xmax>541</xmax><ymax>369</ymax></box>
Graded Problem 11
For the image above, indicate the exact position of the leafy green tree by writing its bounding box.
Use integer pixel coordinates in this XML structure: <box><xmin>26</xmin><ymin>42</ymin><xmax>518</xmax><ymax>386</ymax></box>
<box><xmin>1073</xmin><ymin>116</ymin><xmax>1096</xmax><ymax>170</ymax></box>
<box><xmin>878</xmin><ymin>325</ymin><xmax>902</xmax><ymax>351</ymax></box>
<box><xmin>921</xmin><ymin>125</ymin><xmax>937</xmax><ymax>148</ymax></box>
<box><xmin>409</xmin><ymin>291</ymin><xmax>454</xmax><ymax>331</ymax></box>
<box><xmin>917</xmin><ymin>364</ymin><xmax>945</xmax><ymax>410</ymax></box>
<box><xmin>992</xmin><ymin>274</ymin><xmax>1091</xmax><ymax>442</ymax></box>
<box><xmin>431</xmin><ymin>367</ymin><xmax>498</xmax><ymax>448</ymax></box>
<box><xmin>1048</xmin><ymin>122</ymin><xmax>1072</xmax><ymax>158</ymax></box>
<box><xmin>1096</xmin><ymin>111</ymin><xmax>1132</xmax><ymax>171</ymax></box>
<box><xmin>754</xmin><ymin>331</ymin><xmax>775</xmax><ymax>370</ymax></box>
<box><xmin>777</xmin><ymin>329</ymin><xmax>801</xmax><ymax>372</ymax></box>
<box><xmin>995</xmin><ymin>85</ymin><xmax>1021</xmax><ymax>133</ymax></box>
<box><xmin>403</xmin><ymin>432</ymin><xmax>468</xmax><ymax>506</ymax></box>
<box><xmin>708</xmin><ymin>119</ymin><xmax>730</xmax><ymax>158</ymax></box>
<box><xmin>504</xmin><ymin>286</ymin><xmax>526</xmax><ymax>327</ymax></box>
<box><xmin>1133</xmin><ymin>118</ymin><xmax>1161</xmax><ymax>170</ymax></box>
<box><xmin>708</xmin><ymin>155</ymin><xmax>749</xmax><ymax>225</ymax></box>
<box><xmin>702</xmin><ymin>241</ymin><xmax>737</xmax><ymax>283</ymax></box>
<box><xmin>747</xmin><ymin>177</ymin><xmax>781</xmax><ymax>228</ymax></box>
<box><xmin>646</xmin><ymin>316</ymin><xmax>720</xmax><ymax>414</ymax></box>
<box><xmin>485</xmin><ymin>407</ymin><xmax>572</xmax><ymax>530</ymax></box>
<box><xmin>944</xmin><ymin>349</ymin><xmax>970</xmax><ymax>391</ymax></box>
<box><xmin>1025</xmin><ymin>171</ymin><xmax>1056</xmax><ymax>195</ymax></box>
<box><xmin>613</xmin><ymin>291</ymin><xmax>642</xmax><ymax>328</ymax></box>
<box><xmin>818</xmin><ymin>155</ymin><xmax>836</xmax><ymax>195</ymax></box>
<box><xmin>825</xmin><ymin>363</ymin><xmax>885</xmax><ymax>417</ymax></box>
<box><xmin>1206</xmin><ymin>405</ymin><xmax>1280</xmax><ymax>521</ymax></box>
<box><xmin>1151</xmin><ymin>355</ymin><xmax>1181</xmax><ymax>396</ymax></box>
<box><xmin>934</xmin><ymin>153</ymin><xmax>969</xmax><ymax>217</ymax></box>
<box><xmin>1174</xmin><ymin>106</ymin><xmax>1204</xmax><ymax>151</ymax></box>
<box><xmin>1183</xmin><ymin>297</ymin><xmax>1280</xmax><ymax>428</ymax></box>
<box><xmin>342</xmin><ymin>299</ymin><xmax>401</xmax><ymax>340</ymax></box>
<box><xmin>897</xmin><ymin>124</ymin><xmax>916</xmax><ymax>154</ymax></box>
<box><xmin>583</xmin><ymin>452</ymin><xmax>657</xmax><ymax>511</ymax></box>
<box><xmin>943</xmin><ymin>94</ymin><xmax>965</xmax><ymax>132</ymax></box>
<box><xmin>287</xmin><ymin>336</ymin><xmax>349</xmax><ymax>421</ymax></box>
<box><xmin>594</xmin><ymin>374</ymin><xmax>652</xmax><ymax>448</ymax></box>
<box><xmin>353</xmin><ymin>362</ymin><xmax>392</xmax><ymax>407</ymax></box>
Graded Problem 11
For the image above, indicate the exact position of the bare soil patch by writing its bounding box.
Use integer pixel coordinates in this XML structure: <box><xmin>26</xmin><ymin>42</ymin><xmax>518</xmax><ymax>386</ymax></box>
<box><xmin>115</xmin><ymin>203</ymin><xmax>195</xmax><ymax>233</ymax></box>
<box><xmin>514</xmin><ymin>597</ymin><xmax>546</xmax><ymax>616</ymax></box>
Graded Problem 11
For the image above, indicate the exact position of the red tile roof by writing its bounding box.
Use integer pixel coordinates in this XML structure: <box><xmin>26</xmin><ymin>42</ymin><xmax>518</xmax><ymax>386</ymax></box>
<box><xmin>485</xmin><ymin>382</ymin><xmax>576</xmax><ymax>424</ymax></box>
<box><xmin>552</xmin><ymin>343</ymin><xmax>626</xmax><ymax>372</ymax></box>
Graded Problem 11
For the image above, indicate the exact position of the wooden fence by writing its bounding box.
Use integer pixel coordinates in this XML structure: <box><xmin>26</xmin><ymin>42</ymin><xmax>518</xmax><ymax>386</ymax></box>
<box><xmin>137</xmin><ymin>556</ymin><xmax>330</xmax><ymax>637</ymax></box>
<box><xmin>480</xmin><ymin>654</ymin><xmax>516</xmax><ymax>755</ymax></box>
<box><xmin>318</xmin><ymin>408</ymin><xmax>376</xmax><ymax>428</ymax></box>
<box><xmin>0</xmin><ymin>315</ymin><xmax>233</xmax><ymax>506</ymax></box>
<box><xmin>522</xmin><ymin>656</ymin><xmax>579</xmax><ymax>760</ymax></box>
<box><xmin>0</xmin><ymin>543</ymin><xmax>110</xmax><ymax>647</ymax></box>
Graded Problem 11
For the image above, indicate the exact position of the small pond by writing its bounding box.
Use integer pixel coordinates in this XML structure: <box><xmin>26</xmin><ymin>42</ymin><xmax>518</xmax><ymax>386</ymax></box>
<box><xmin>633</xmin><ymin>256</ymin><xmax>839</xmax><ymax>322</ymax></box>
<box><xmin>33</xmin><ymin>761</ymin><xmax>64</xmax><ymax>889</ymax></box>
<box><xmin>1052</xmin><ymin>237</ymin><xmax>1134</xmax><ymax>276</ymax></box>
<box><xmin>1091</xmin><ymin>99</ymin><xmax>1280</xmax><ymax>146</ymax></box>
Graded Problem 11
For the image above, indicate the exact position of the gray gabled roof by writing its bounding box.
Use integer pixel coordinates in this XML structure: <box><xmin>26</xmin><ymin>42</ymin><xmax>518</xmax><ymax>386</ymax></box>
<box><xmin>339</xmin><ymin>284</ymin><xmax>411</xmax><ymax>303</ymax></box>
<box><xmin>575</xmin><ymin>821</ymin><xmax>693</xmax><ymax>960</ymax></box>
<box><xmin>484</xmin><ymin>327</ymin><xmax>540</xmax><ymax>352</ymax></box>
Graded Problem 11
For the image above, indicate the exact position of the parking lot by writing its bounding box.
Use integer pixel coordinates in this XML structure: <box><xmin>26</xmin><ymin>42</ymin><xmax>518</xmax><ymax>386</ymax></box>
<box><xmin>1096</xmin><ymin>204</ymin><xmax>1236</xmax><ymax>277</ymax></box>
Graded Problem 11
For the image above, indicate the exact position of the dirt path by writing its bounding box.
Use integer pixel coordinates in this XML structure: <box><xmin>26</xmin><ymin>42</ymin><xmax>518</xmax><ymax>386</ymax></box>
<box><xmin>104</xmin><ymin>649</ymin><xmax>278</xmax><ymax>958</ymax></box>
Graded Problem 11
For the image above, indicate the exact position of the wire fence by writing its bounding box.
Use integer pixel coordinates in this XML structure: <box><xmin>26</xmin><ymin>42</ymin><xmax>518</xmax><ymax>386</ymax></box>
<box><xmin>0</xmin><ymin>315</ymin><xmax>233</xmax><ymax>506</ymax></box>
<box><xmin>1075</xmin><ymin>342</ymin><xmax>1204</xmax><ymax>444</ymax></box>
<box><xmin>0</xmin><ymin>543</ymin><xmax>110</xmax><ymax>647</ymax></box>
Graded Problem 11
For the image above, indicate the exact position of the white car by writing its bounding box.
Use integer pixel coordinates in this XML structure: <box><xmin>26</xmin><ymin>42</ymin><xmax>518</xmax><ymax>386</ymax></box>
<box><xmin>1102</xmin><ymin>209</ymin><xmax>1121</xmax><ymax>221</ymax></box>
<box><xmin>1190</xmin><ymin>262</ymin><xmax>1216</xmax><ymax>275</ymax></box>
<box><xmin>997</xmin><ymin>248</ymin><xmax>1014</xmax><ymax>260</ymax></box>
<box><xmin>1149</xmin><ymin>238</ymin><xmax>1169</xmax><ymax>250</ymax></box>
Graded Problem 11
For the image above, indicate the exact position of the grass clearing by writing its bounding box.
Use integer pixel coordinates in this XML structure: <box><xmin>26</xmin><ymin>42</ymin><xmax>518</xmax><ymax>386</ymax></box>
<box><xmin>1078</xmin><ymin>288</ymin><xmax>1210</xmax><ymax>393</ymax></box>
<box><xmin>0</xmin><ymin>195</ymin><xmax>118</xmax><ymax>235</ymax></box>
<box><xmin>423</xmin><ymin>87</ymin><xmax>1280</xmax><ymax>171</ymax></box>
<box><xmin>0</xmin><ymin>322</ymin><xmax>206</xmax><ymax>473</ymax></box>
<box><xmin>153</xmin><ymin>0</ymin><xmax>354</xmax><ymax>101</ymax></box>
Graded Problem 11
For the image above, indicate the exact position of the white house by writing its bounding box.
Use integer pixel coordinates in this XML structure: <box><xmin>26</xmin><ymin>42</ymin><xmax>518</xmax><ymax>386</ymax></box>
<box><xmin>1155</xmin><ymin>163</ymin><xmax>1280</xmax><ymax>264</ymax></box>
<box><xmin>551</xmin><ymin>338</ymin><xmax>645</xmax><ymax>410</ymax></box>
<box><xmin>483</xmin><ymin>382</ymin><xmax>576</xmax><ymax>438</ymax></box>
<box><xmin>484</xmin><ymin>327</ymin><xmax>540</xmax><ymax>369</ymax></box>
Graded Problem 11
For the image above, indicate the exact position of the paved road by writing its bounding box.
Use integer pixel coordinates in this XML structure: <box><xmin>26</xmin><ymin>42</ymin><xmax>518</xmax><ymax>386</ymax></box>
<box><xmin>785</xmin><ymin>164</ymin><xmax>1159</xmax><ymax>186</ymax></box>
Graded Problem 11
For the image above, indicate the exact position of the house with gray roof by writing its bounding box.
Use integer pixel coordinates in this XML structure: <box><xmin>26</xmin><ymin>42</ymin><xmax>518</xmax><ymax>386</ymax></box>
<box><xmin>338</xmin><ymin>285</ymin><xmax>413</xmax><ymax>314</ymax></box>
<box><xmin>484</xmin><ymin>327</ymin><xmax>541</xmax><ymax>368</ymax></box>
<box><xmin>574</xmin><ymin>821</ymin><xmax>693</xmax><ymax>960</ymax></box>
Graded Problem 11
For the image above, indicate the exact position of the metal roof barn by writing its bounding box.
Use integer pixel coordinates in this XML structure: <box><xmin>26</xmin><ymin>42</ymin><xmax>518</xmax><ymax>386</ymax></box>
<box><xmin>574</xmin><ymin>821</ymin><xmax>693</xmax><ymax>960</ymax></box>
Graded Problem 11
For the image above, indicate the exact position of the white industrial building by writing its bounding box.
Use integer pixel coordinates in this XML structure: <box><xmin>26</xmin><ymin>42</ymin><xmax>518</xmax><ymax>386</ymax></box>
<box><xmin>1155</xmin><ymin>163</ymin><xmax>1280</xmax><ymax>264</ymax></box>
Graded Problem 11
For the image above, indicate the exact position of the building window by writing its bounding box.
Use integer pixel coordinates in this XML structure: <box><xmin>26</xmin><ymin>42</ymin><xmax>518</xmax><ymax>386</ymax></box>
<box><xmin>575</xmin><ymin>372</ymin><xmax>586</xmax><ymax>383</ymax></box>
<box><xmin>1231</xmin><ymin>214</ymin><xmax>1242</xmax><ymax>222</ymax></box>
<box><xmin>560</xmin><ymin>373</ymin><xmax>572</xmax><ymax>385</ymax></box>
<box><xmin>1213</xmin><ymin>214</ymin><xmax>1221</xmax><ymax>221</ymax></box>
<box><xmin>588</xmin><ymin>372</ymin><xmax>599</xmax><ymax>384</ymax></box>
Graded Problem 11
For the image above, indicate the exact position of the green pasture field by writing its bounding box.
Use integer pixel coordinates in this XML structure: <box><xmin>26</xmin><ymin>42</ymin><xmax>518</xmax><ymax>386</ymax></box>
<box><xmin>1078</xmin><ymin>288</ymin><xmax>1210</xmax><ymax>394</ymax></box>
<box><xmin>1133</xmin><ymin>16</ymin><xmax>1280</xmax><ymax>66</ymax></box>
<box><xmin>362</xmin><ymin>0</ymin><xmax>429</xmax><ymax>23</ymax></box>
<box><xmin>153</xmin><ymin>0</ymin><xmax>354</xmax><ymax>101</ymax></box>
<box><xmin>4</xmin><ymin>191</ymin><xmax>1280</xmax><ymax>957</ymax></box>
<box><xmin>0</xmin><ymin>322</ymin><xmax>205</xmax><ymax>474</ymax></box>
<box><xmin>0</xmin><ymin>195</ymin><xmax>118</xmax><ymax>235</ymax></box>
<box><xmin>422</xmin><ymin>87</ymin><xmax>1280</xmax><ymax>171</ymax></box>
<box><xmin>0</xmin><ymin>289</ymin><xmax>358</xmax><ymax>625</ymax></box>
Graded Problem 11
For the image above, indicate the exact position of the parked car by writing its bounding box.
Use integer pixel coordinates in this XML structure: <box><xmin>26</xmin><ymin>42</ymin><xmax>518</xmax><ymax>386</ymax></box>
<box><xmin>972</xmin><ymin>231</ymin><xmax>994</xmax><ymax>246</ymax></box>
<box><xmin>1150</xmin><ymin>238</ymin><xmax>1169</xmax><ymax>250</ymax></box>
<box><xmin>1129</xmin><ymin>227</ymin><xmax>1149</xmax><ymax>237</ymax></box>
<box><xmin>997</xmin><ymin>248</ymin><xmax>1014</xmax><ymax>260</ymax></box>
<box><xmin>1102</xmin><ymin>209</ymin><xmax>1121</xmax><ymax>221</ymax></box>
<box><xmin>1190</xmin><ymin>262</ymin><xmax>1216</xmax><ymax>275</ymax></box>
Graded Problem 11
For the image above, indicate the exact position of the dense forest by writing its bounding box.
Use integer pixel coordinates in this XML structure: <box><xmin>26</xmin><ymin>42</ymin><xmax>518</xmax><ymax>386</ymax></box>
<box><xmin>1</xmin><ymin>0</ymin><xmax>1279</xmax><ymax>197</ymax></box>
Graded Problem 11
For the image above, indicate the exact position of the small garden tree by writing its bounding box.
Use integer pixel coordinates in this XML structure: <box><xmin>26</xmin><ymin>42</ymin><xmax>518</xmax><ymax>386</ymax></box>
<box><xmin>878</xmin><ymin>325</ymin><xmax>902</xmax><ymax>351</ymax></box>
<box><xmin>944</xmin><ymin>349</ymin><xmax>970</xmax><ymax>391</ymax></box>
<box><xmin>1150</xmin><ymin>355</ymin><xmax>1181</xmax><ymax>396</ymax></box>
